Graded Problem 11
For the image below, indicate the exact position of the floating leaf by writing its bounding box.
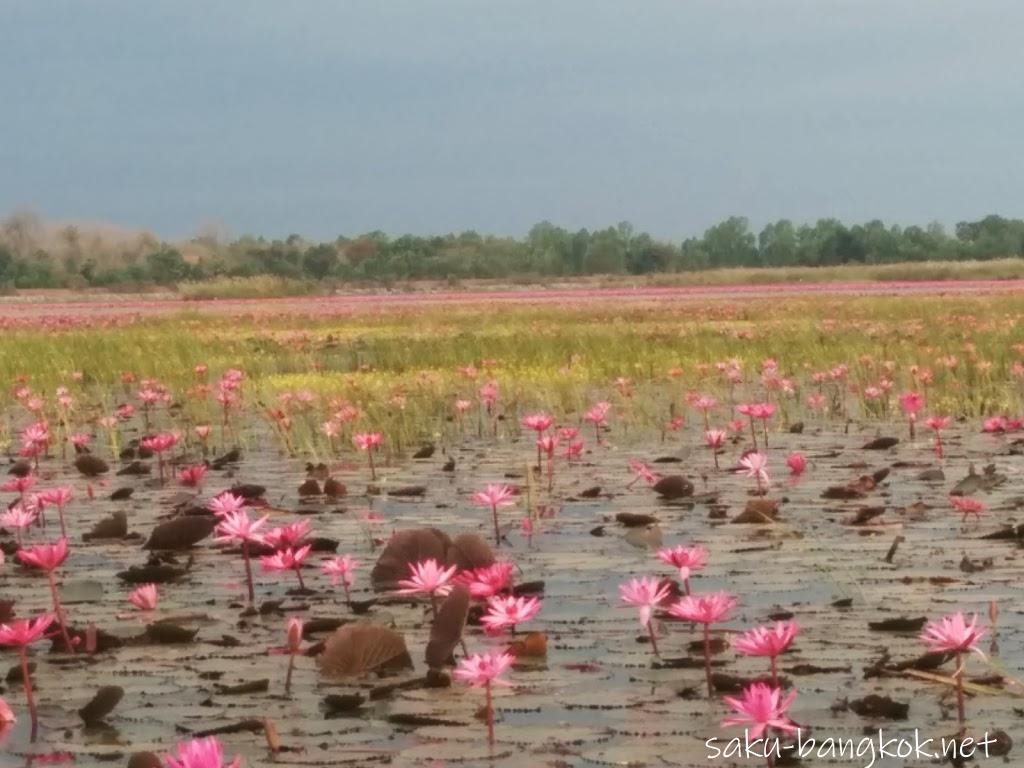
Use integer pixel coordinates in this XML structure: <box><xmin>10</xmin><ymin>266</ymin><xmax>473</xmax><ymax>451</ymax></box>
<box><xmin>425</xmin><ymin>585</ymin><xmax>470</xmax><ymax>669</ymax></box>
<box><xmin>318</xmin><ymin>622</ymin><xmax>413</xmax><ymax>677</ymax></box>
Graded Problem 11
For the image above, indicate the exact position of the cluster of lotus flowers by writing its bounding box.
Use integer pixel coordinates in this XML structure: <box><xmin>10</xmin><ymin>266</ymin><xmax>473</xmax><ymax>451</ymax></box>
<box><xmin>0</xmin><ymin>355</ymin><xmax>1015</xmax><ymax>765</ymax></box>
<box><xmin>0</xmin><ymin>473</ymin><xmax>541</xmax><ymax>755</ymax></box>
<box><xmin>617</xmin><ymin>542</ymin><xmax>992</xmax><ymax>756</ymax></box>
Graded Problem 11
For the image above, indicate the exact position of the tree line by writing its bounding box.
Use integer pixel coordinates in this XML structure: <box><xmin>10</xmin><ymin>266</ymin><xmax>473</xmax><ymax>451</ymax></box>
<box><xmin>2</xmin><ymin>211</ymin><xmax>1024</xmax><ymax>289</ymax></box>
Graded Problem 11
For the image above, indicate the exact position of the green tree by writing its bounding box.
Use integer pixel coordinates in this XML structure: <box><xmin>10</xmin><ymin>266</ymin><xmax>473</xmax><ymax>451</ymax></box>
<box><xmin>703</xmin><ymin>217</ymin><xmax>756</xmax><ymax>267</ymax></box>
<box><xmin>303</xmin><ymin>244</ymin><xmax>338</xmax><ymax>280</ymax></box>
<box><xmin>146</xmin><ymin>248</ymin><xmax>191</xmax><ymax>283</ymax></box>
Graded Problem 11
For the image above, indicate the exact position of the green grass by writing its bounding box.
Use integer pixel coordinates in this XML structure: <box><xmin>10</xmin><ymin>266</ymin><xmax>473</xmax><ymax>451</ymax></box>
<box><xmin>1</xmin><ymin>293</ymin><xmax>1022</xmax><ymax>457</ymax></box>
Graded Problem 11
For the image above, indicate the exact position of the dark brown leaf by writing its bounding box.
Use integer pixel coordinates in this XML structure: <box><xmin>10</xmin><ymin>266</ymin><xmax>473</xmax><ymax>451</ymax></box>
<box><xmin>317</xmin><ymin>623</ymin><xmax>413</xmax><ymax>677</ymax></box>
<box><xmin>425</xmin><ymin>585</ymin><xmax>470</xmax><ymax>669</ymax></box>
<box><xmin>144</xmin><ymin>515</ymin><xmax>217</xmax><ymax>550</ymax></box>
<box><xmin>371</xmin><ymin>528</ymin><xmax>452</xmax><ymax>590</ymax></box>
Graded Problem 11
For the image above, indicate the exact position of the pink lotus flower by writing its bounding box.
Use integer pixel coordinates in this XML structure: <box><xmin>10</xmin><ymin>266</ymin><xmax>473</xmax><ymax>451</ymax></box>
<box><xmin>693</xmin><ymin>395</ymin><xmax>718</xmax><ymax>424</ymax></box>
<box><xmin>919</xmin><ymin>611</ymin><xmax>987</xmax><ymax>725</ymax></box>
<box><xmin>520</xmin><ymin>413</ymin><xmax>554</xmax><ymax>433</ymax></box>
<box><xmin>458</xmin><ymin>562</ymin><xmax>514</xmax><ymax>598</ymax></box>
<box><xmin>704</xmin><ymin>429</ymin><xmax>726</xmax><ymax>449</ymax></box>
<box><xmin>127</xmin><ymin>583</ymin><xmax>158</xmax><ymax>612</ymax></box>
<box><xmin>36</xmin><ymin>487</ymin><xmax>72</xmax><ymax>507</ymax></box>
<box><xmin>260</xmin><ymin>544</ymin><xmax>312</xmax><ymax>590</ymax></box>
<box><xmin>208</xmin><ymin>492</ymin><xmax>246</xmax><ymax>517</ymax></box>
<box><xmin>34</xmin><ymin>486</ymin><xmax>73</xmax><ymax>538</ymax></box>
<box><xmin>563</xmin><ymin>439</ymin><xmax>584</xmax><ymax>461</ymax></box>
<box><xmin>1</xmin><ymin>503</ymin><xmax>37</xmax><ymax>544</ymax></box>
<box><xmin>1</xmin><ymin>475</ymin><xmax>35</xmax><ymax>495</ymax></box>
<box><xmin>627</xmin><ymin>459</ymin><xmax>657</xmax><ymax>487</ymax></box>
<box><xmin>584</xmin><ymin>401</ymin><xmax>611</xmax><ymax>441</ymax></box>
<box><xmin>924</xmin><ymin>415</ymin><xmax>951</xmax><ymax>457</ymax></box>
<box><xmin>321</xmin><ymin>554</ymin><xmax>359</xmax><ymax>606</ymax></box>
<box><xmin>215</xmin><ymin>509</ymin><xmax>268</xmax><ymax>604</ymax></box>
<box><xmin>786</xmin><ymin>452</ymin><xmax>806</xmax><ymax>476</ymax></box>
<box><xmin>737</xmin><ymin>451</ymin><xmax>770</xmax><ymax>493</ymax></box>
<box><xmin>619</xmin><ymin>577</ymin><xmax>671</xmax><ymax>628</ymax></box>
<box><xmin>18</xmin><ymin>538</ymin><xmax>74</xmax><ymax>653</ymax></box>
<box><xmin>454</xmin><ymin>650</ymin><xmax>515</xmax><ymax>688</ymax></box>
<box><xmin>669</xmin><ymin>591</ymin><xmax>737</xmax><ymax>625</ymax></box>
<box><xmin>737</xmin><ymin>403</ymin><xmax>775</xmax><ymax>448</ymax></box>
<box><xmin>396</xmin><ymin>558</ymin><xmax>457</xmax><ymax>600</ymax></box>
<box><xmin>982</xmin><ymin>416</ymin><xmax>1006</xmax><ymax>433</ymax></box>
<box><xmin>273</xmin><ymin>617</ymin><xmax>305</xmax><ymax>694</ymax></box>
<box><xmin>321</xmin><ymin>554</ymin><xmax>358</xmax><ymax>587</ymax></box>
<box><xmin>352</xmin><ymin>432</ymin><xmax>382</xmax><ymax>451</ymax></box>
<box><xmin>164</xmin><ymin>736</ymin><xmax>241</xmax><ymax>768</ymax></box>
<box><xmin>619</xmin><ymin>576</ymin><xmax>671</xmax><ymax>656</ymax></box>
<box><xmin>655</xmin><ymin>545</ymin><xmax>708</xmax><ymax>587</ymax></box>
<box><xmin>478</xmin><ymin>381</ymin><xmax>499</xmax><ymax>412</ymax></box>
<box><xmin>17</xmin><ymin>538</ymin><xmax>69</xmax><ymax>572</ymax></box>
<box><xmin>669</xmin><ymin>591</ymin><xmax>738</xmax><ymax>696</ymax></box>
<box><xmin>214</xmin><ymin>510</ymin><xmax>268</xmax><ymax>545</ymax></box>
<box><xmin>733</xmin><ymin>621</ymin><xmax>799</xmax><ymax>684</ymax></box>
<box><xmin>194</xmin><ymin>425</ymin><xmax>212</xmax><ymax>441</ymax></box>
<box><xmin>0</xmin><ymin>697</ymin><xmax>14</xmax><ymax>724</ymax></box>
<box><xmin>704</xmin><ymin>429</ymin><xmax>726</xmax><ymax>470</ymax></box>
<box><xmin>0</xmin><ymin>614</ymin><xmax>54</xmax><ymax>647</ymax></box>
<box><xmin>536</xmin><ymin>435</ymin><xmax>558</xmax><ymax>456</ymax></box>
<box><xmin>919</xmin><ymin>612</ymin><xmax>986</xmax><ymax>655</ymax></box>
<box><xmin>178</xmin><ymin>465</ymin><xmax>208</xmax><ymax>489</ymax></box>
<box><xmin>950</xmin><ymin>495</ymin><xmax>985</xmax><ymax>523</ymax></box>
<box><xmin>721</xmin><ymin>683</ymin><xmax>798</xmax><ymax>739</ymax></box>
<box><xmin>472</xmin><ymin>484</ymin><xmax>516</xmax><ymax>546</ymax></box>
<box><xmin>140</xmin><ymin>432</ymin><xmax>179</xmax><ymax>484</ymax></box>
<box><xmin>898</xmin><ymin>391</ymin><xmax>924</xmax><ymax>439</ymax></box>
<box><xmin>453</xmin><ymin>650</ymin><xmax>516</xmax><ymax>746</ymax></box>
<box><xmin>0</xmin><ymin>613</ymin><xmax>55</xmax><ymax>740</ymax></box>
<box><xmin>352</xmin><ymin>432</ymin><xmax>382</xmax><ymax>479</ymax></box>
<box><xmin>262</xmin><ymin>520</ymin><xmax>312</xmax><ymax>550</ymax></box>
<box><xmin>285</xmin><ymin>616</ymin><xmax>303</xmax><ymax>654</ymax></box>
<box><xmin>480</xmin><ymin>595</ymin><xmax>542</xmax><ymax>635</ymax></box>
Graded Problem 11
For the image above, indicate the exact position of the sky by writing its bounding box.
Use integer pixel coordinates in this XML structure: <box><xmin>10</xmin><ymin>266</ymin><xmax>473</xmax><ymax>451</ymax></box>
<box><xmin>1</xmin><ymin>0</ymin><xmax>1022</xmax><ymax>242</ymax></box>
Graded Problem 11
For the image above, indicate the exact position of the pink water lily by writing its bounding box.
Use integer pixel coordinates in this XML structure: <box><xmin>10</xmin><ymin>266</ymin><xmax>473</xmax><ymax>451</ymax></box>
<box><xmin>352</xmin><ymin>432</ymin><xmax>383</xmax><ymax>478</ymax></box>
<box><xmin>17</xmin><ymin>538</ymin><xmax>75</xmax><ymax>653</ymax></box>
<box><xmin>738</xmin><ymin>451</ymin><xmax>770</xmax><ymax>493</ymax></box>
<box><xmin>655</xmin><ymin>544</ymin><xmax>708</xmax><ymax>590</ymax></box>
<box><xmin>480</xmin><ymin>595</ymin><xmax>542</xmax><ymax>635</ymax></box>
<box><xmin>321</xmin><ymin>554</ymin><xmax>359</xmax><ymax>606</ymax></box>
<box><xmin>704</xmin><ymin>429</ymin><xmax>726</xmax><ymax>470</ymax></box>
<box><xmin>260</xmin><ymin>544</ymin><xmax>312</xmax><ymax>591</ymax></box>
<box><xmin>619</xmin><ymin>576</ymin><xmax>671</xmax><ymax>656</ymax></box>
<box><xmin>215</xmin><ymin>510</ymin><xmax>268</xmax><ymax>603</ymax></box>
<box><xmin>919</xmin><ymin>612</ymin><xmax>987</xmax><ymax>727</ymax></box>
<box><xmin>950</xmin><ymin>495</ymin><xmax>985</xmax><ymax>523</ymax></box>
<box><xmin>0</xmin><ymin>613</ymin><xmax>55</xmax><ymax>741</ymax></box>
<box><xmin>396</xmin><ymin>558</ymin><xmax>457</xmax><ymax>613</ymax></box>
<box><xmin>721</xmin><ymin>682</ymin><xmax>798</xmax><ymax>740</ymax></box>
<box><xmin>472</xmin><ymin>484</ymin><xmax>516</xmax><ymax>545</ymax></box>
<box><xmin>458</xmin><ymin>562</ymin><xmax>514</xmax><ymax>598</ymax></box>
<box><xmin>208</xmin><ymin>492</ymin><xmax>246</xmax><ymax>517</ymax></box>
<box><xmin>669</xmin><ymin>591</ymin><xmax>738</xmax><ymax>696</ymax></box>
<box><xmin>127</xmin><ymin>583</ymin><xmax>159</xmax><ymax>613</ymax></box>
<box><xmin>733</xmin><ymin>621</ymin><xmax>799</xmax><ymax>685</ymax></box>
<box><xmin>454</xmin><ymin>650</ymin><xmax>515</xmax><ymax>746</ymax></box>
<box><xmin>164</xmin><ymin>736</ymin><xmax>241</xmax><ymax>768</ymax></box>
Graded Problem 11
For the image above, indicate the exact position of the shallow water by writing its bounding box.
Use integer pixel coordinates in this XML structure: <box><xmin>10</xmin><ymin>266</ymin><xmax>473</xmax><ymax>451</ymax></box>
<box><xmin>1</xmin><ymin>419</ymin><xmax>1022</xmax><ymax>767</ymax></box>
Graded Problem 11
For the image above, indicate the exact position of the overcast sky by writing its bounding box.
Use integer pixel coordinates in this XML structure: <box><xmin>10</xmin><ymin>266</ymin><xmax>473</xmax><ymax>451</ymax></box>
<box><xmin>1</xmin><ymin>1</ymin><xmax>1021</xmax><ymax>241</ymax></box>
